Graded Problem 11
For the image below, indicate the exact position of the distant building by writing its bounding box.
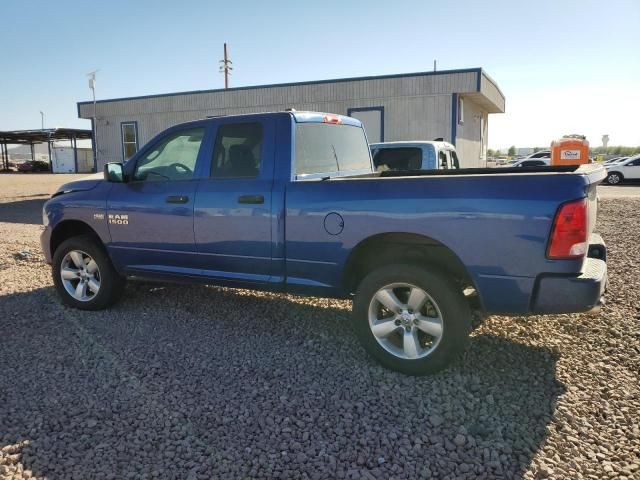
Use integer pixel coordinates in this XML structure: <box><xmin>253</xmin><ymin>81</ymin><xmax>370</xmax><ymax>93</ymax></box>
<box><xmin>78</xmin><ymin>68</ymin><xmax>505</xmax><ymax>170</ymax></box>
<box><xmin>517</xmin><ymin>147</ymin><xmax>535</xmax><ymax>156</ymax></box>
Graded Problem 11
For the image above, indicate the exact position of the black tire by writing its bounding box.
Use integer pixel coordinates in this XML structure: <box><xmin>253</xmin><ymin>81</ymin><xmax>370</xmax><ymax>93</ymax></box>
<box><xmin>606</xmin><ymin>171</ymin><xmax>623</xmax><ymax>185</ymax></box>
<box><xmin>52</xmin><ymin>235</ymin><xmax>125</xmax><ymax>310</ymax></box>
<box><xmin>353</xmin><ymin>264</ymin><xmax>471</xmax><ymax>375</ymax></box>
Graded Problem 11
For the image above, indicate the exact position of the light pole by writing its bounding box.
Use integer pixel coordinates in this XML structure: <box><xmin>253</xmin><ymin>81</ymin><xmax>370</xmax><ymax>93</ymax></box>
<box><xmin>87</xmin><ymin>70</ymin><xmax>99</xmax><ymax>168</ymax></box>
<box><xmin>40</xmin><ymin>111</ymin><xmax>44</xmax><ymax>130</ymax></box>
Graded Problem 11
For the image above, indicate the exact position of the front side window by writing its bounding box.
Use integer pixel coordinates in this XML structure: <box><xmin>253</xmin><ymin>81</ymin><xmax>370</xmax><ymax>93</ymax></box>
<box><xmin>450</xmin><ymin>150</ymin><xmax>460</xmax><ymax>169</ymax></box>
<box><xmin>439</xmin><ymin>151</ymin><xmax>448</xmax><ymax>169</ymax></box>
<box><xmin>121</xmin><ymin>122</ymin><xmax>138</xmax><ymax>160</ymax></box>
<box><xmin>211</xmin><ymin>123</ymin><xmax>263</xmax><ymax>178</ymax></box>
<box><xmin>295</xmin><ymin>123</ymin><xmax>371</xmax><ymax>176</ymax></box>
<box><xmin>133</xmin><ymin>128</ymin><xmax>204</xmax><ymax>181</ymax></box>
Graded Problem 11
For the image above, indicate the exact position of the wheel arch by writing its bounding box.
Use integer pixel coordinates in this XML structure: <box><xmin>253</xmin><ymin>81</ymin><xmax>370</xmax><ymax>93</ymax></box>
<box><xmin>50</xmin><ymin>220</ymin><xmax>105</xmax><ymax>257</ymax></box>
<box><xmin>607</xmin><ymin>169</ymin><xmax>624</xmax><ymax>180</ymax></box>
<box><xmin>343</xmin><ymin>232</ymin><xmax>478</xmax><ymax>301</ymax></box>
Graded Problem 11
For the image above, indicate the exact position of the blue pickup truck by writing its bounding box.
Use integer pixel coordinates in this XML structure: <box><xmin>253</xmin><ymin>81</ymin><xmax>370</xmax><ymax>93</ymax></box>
<box><xmin>41</xmin><ymin>111</ymin><xmax>607</xmax><ymax>374</ymax></box>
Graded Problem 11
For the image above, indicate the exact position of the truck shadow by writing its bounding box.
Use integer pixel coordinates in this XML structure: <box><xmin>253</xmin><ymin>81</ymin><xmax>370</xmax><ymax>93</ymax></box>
<box><xmin>1</xmin><ymin>283</ymin><xmax>564</xmax><ymax>479</ymax></box>
<box><xmin>0</xmin><ymin>198</ymin><xmax>47</xmax><ymax>225</ymax></box>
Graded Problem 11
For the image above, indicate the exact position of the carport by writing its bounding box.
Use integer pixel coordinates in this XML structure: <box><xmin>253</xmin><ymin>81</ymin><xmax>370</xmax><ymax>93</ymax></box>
<box><xmin>0</xmin><ymin>128</ymin><xmax>93</xmax><ymax>172</ymax></box>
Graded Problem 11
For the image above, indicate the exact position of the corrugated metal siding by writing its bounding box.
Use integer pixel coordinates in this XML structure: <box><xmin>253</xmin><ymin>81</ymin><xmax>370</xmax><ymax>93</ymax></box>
<box><xmin>79</xmin><ymin>71</ymin><xmax>479</xmax><ymax>118</ymax></box>
<box><xmin>79</xmin><ymin>70</ymin><xmax>500</xmax><ymax>168</ymax></box>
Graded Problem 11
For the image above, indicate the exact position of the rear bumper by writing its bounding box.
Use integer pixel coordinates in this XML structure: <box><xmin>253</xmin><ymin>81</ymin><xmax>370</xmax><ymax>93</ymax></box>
<box><xmin>531</xmin><ymin>236</ymin><xmax>607</xmax><ymax>314</ymax></box>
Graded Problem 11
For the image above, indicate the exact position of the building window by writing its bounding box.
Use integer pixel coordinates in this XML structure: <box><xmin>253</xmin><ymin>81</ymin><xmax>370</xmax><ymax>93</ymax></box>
<box><xmin>121</xmin><ymin>122</ymin><xmax>138</xmax><ymax>160</ymax></box>
<box><xmin>457</xmin><ymin>97</ymin><xmax>464</xmax><ymax>125</ymax></box>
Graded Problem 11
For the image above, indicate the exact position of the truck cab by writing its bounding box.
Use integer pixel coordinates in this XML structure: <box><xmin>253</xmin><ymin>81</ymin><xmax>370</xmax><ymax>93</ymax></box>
<box><xmin>370</xmin><ymin>141</ymin><xmax>460</xmax><ymax>171</ymax></box>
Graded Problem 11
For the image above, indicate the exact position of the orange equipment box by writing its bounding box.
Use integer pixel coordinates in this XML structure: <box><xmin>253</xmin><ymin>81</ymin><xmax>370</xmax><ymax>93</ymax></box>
<box><xmin>551</xmin><ymin>135</ymin><xmax>590</xmax><ymax>166</ymax></box>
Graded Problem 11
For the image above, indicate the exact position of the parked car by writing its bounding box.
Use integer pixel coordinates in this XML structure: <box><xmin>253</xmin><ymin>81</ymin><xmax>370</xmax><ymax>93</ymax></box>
<box><xmin>603</xmin><ymin>156</ymin><xmax>628</xmax><ymax>165</ymax></box>
<box><xmin>605</xmin><ymin>154</ymin><xmax>640</xmax><ymax>184</ymax></box>
<box><xmin>41</xmin><ymin>111</ymin><xmax>608</xmax><ymax>375</ymax></box>
<box><xmin>370</xmin><ymin>140</ymin><xmax>459</xmax><ymax>171</ymax></box>
<box><xmin>502</xmin><ymin>157</ymin><xmax>550</xmax><ymax>168</ymax></box>
<box><xmin>516</xmin><ymin>151</ymin><xmax>551</xmax><ymax>161</ymax></box>
<box><xmin>17</xmin><ymin>160</ymin><xmax>50</xmax><ymax>172</ymax></box>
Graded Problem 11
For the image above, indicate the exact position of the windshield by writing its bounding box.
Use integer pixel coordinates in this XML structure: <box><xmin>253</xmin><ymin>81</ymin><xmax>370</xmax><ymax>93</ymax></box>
<box><xmin>295</xmin><ymin>123</ymin><xmax>372</xmax><ymax>177</ymax></box>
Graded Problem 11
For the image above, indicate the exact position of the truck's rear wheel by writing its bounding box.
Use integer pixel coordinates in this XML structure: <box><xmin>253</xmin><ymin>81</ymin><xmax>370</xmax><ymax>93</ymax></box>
<box><xmin>52</xmin><ymin>235</ymin><xmax>124</xmax><ymax>310</ymax></box>
<box><xmin>353</xmin><ymin>265</ymin><xmax>471</xmax><ymax>375</ymax></box>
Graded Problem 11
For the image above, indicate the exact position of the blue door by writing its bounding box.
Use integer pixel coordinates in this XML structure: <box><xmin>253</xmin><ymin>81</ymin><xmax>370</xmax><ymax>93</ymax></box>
<box><xmin>107</xmin><ymin>124</ymin><xmax>208</xmax><ymax>275</ymax></box>
<box><xmin>193</xmin><ymin>118</ymin><xmax>278</xmax><ymax>286</ymax></box>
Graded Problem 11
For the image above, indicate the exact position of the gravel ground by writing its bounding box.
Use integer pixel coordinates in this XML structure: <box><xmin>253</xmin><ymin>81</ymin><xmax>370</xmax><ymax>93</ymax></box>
<box><xmin>0</xmin><ymin>176</ymin><xmax>638</xmax><ymax>479</ymax></box>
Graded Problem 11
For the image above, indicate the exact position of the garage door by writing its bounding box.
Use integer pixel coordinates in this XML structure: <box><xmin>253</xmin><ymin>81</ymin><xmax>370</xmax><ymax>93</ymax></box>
<box><xmin>348</xmin><ymin>107</ymin><xmax>384</xmax><ymax>143</ymax></box>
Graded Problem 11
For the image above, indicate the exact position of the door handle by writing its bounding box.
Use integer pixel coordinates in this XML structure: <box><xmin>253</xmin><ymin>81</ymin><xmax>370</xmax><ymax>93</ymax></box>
<box><xmin>238</xmin><ymin>195</ymin><xmax>264</xmax><ymax>204</ymax></box>
<box><xmin>166</xmin><ymin>195</ymin><xmax>189</xmax><ymax>204</ymax></box>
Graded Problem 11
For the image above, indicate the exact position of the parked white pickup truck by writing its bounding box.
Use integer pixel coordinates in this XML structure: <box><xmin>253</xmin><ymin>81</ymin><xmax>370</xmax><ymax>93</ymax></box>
<box><xmin>370</xmin><ymin>141</ymin><xmax>460</xmax><ymax>171</ymax></box>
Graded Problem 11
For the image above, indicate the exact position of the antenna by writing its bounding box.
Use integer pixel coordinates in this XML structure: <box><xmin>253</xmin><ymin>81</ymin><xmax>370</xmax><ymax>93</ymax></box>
<box><xmin>86</xmin><ymin>70</ymin><xmax>100</xmax><ymax>166</ymax></box>
<box><xmin>86</xmin><ymin>69</ymin><xmax>99</xmax><ymax>90</ymax></box>
<box><xmin>219</xmin><ymin>43</ymin><xmax>233</xmax><ymax>89</ymax></box>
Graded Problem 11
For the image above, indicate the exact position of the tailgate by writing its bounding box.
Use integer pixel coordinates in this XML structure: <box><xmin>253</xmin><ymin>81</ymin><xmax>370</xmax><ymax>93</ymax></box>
<box><xmin>577</xmin><ymin>164</ymin><xmax>606</xmax><ymax>238</ymax></box>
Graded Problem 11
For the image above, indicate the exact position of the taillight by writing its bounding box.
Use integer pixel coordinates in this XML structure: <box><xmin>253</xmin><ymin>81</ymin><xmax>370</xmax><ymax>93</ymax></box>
<box><xmin>547</xmin><ymin>198</ymin><xmax>588</xmax><ymax>259</ymax></box>
<box><xmin>323</xmin><ymin>114</ymin><xmax>342</xmax><ymax>124</ymax></box>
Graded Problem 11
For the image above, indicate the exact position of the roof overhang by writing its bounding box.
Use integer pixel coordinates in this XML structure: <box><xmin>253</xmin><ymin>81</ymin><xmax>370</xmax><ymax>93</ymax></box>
<box><xmin>0</xmin><ymin>128</ymin><xmax>92</xmax><ymax>145</ymax></box>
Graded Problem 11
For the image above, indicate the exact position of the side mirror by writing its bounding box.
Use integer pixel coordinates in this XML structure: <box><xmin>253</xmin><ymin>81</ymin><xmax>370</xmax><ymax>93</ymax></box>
<box><xmin>104</xmin><ymin>162</ymin><xmax>125</xmax><ymax>183</ymax></box>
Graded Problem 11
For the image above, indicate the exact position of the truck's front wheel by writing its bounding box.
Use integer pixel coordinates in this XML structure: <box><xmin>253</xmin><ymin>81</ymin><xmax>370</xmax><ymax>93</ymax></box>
<box><xmin>353</xmin><ymin>265</ymin><xmax>471</xmax><ymax>375</ymax></box>
<box><xmin>52</xmin><ymin>235</ymin><xmax>125</xmax><ymax>311</ymax></box>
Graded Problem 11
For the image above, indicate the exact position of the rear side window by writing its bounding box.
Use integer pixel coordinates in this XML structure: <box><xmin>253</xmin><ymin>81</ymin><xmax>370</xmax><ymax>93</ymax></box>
<box><xmin>373</xmin><ymin>148</ymin><xmax>422</xmax><ymax>172</ymax></box>
<box><xmin>295</xmin><ymin>123</ymin><xmax>371</xmax><ymax>176</ymax></box>
<box><xmin>211</xmin><ymin>123</ymin><xmax>263</xmax><ymax>178</ymax></box>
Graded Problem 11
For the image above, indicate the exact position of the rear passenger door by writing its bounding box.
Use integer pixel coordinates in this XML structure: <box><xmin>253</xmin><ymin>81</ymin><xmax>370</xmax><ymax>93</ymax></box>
<box><xmin>193</xmin><ymin>119</ymin><xmax>276</xmax><ymax>284</ymax></box>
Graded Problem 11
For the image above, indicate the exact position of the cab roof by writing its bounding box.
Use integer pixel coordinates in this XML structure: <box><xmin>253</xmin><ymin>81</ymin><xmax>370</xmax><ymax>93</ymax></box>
<box><xmin>370</xmin><ymin>140</ymin><xmax>456</xmax><ymax>150</ymax></box>
<box><xmin>190</xmin><ymin>110</ymin><xmax>362</xmax><ymax>128</ymax></box>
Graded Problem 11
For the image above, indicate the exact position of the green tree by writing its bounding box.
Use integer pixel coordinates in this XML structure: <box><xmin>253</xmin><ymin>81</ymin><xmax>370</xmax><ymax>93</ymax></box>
<box><xmin>487</xmin><ymin>149</ymin><xmax>495</xmax><ymax>157</ymax></box>
<box><xmin>508</xmin><ymin>145</ymin><xmax>516</xmax><ymax>156</ymax></box>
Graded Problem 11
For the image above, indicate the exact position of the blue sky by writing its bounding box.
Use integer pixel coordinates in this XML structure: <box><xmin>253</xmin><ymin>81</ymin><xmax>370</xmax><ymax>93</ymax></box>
<box><xmin>1</xmin><ymin>0</ymin><xmax>638</xmax><ymax>149</ymax></box>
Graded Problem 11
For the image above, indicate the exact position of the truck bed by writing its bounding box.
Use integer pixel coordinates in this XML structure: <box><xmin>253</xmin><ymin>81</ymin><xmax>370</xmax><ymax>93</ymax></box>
<box><xmin>378</xmin><ymin>165</ymin><xmax>580</xmax><ymax>177</ymax></box>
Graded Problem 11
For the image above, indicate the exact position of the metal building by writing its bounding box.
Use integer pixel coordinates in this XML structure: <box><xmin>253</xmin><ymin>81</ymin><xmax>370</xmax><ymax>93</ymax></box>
<box><xmin>77</xmin><ymin>67</ymin><xmax>504</xmax><ymax>170</ymax></box>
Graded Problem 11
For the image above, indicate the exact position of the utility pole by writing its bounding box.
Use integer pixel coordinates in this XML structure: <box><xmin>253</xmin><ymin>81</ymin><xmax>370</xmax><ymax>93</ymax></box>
<box><xmin>87</xmin><ymin>70</ymin><xmax>99</xmax><ymax>168</ymax></box>
<box><xmin>40</xmin><ymin>111</ymin><xmax>44</xmax><ymax>130</ymax></box>
<box><xmin>219</xmin><ymin>43</ymin><xmax>233</xmax><ymax>89</ymax></box>
<box><xmin>433</xmin><ymin>59</ymin><xmax>437</xmax><ymax>72</ymax></box>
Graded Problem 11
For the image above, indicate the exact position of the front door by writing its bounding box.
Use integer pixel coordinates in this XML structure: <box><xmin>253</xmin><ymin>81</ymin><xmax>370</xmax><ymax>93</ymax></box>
<box><xmin>193</xmin><ymin>119</ymin><xmax>276</xmax><ymax>285</ymax></box>
<box><xmin>107</xmin><ymin>125</ymin><xmax>207</xmax><ymax>275</ymax></box>
<box><xmin>622</xmin><ymin>157</ymin><xmax>640</xmax><ymax>179</ymax></box>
